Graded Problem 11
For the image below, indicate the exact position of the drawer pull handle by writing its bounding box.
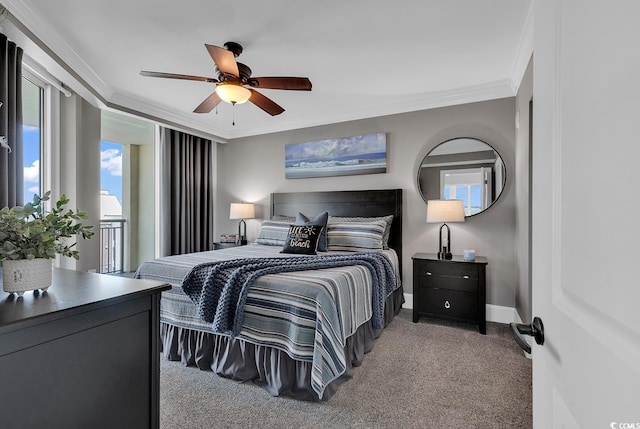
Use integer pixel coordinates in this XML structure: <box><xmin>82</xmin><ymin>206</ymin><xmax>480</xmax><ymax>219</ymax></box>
<box><xmin>426</xmin><ymin>272</ymin><xmax>432</xmax><ymax>276</ymax></box>
<box><xmin>463</xmin><ymin>275</ymin><xmax>470</xmax><ymax>279</ymax></box>
<box><xmin>444</xmin><ymin>300</ymin><xmax>451</xmax><ymax>309</ymax></box>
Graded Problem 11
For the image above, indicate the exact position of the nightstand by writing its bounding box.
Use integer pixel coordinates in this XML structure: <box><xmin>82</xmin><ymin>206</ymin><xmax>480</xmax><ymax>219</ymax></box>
<box><xmin>213</xmin><ymin>242</ymin><xmax>242</xmax><ymax>250</ymax></box>
<box><xmin>412</xmin><ymin>252</ymin><xmax>488</xmax><ymax>334</ymax></box>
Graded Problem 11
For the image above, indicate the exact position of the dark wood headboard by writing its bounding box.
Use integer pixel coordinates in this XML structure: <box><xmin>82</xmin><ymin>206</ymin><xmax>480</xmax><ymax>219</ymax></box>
<box><xmin>271</xmin><ymin>189</ymin><xmax>403</xmax><ymax>273</ymax></box>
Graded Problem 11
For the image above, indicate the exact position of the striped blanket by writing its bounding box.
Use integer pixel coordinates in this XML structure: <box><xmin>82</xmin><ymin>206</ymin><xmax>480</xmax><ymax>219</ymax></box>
<box><xmin>182</xmin><ymin>252</ymin><xmax>397</xmax><ymax>336</ymax></box>
<box><xmin>135</xmin><ymin>244</ymin><xmax>400</xmax><ymax>398</ymax></box>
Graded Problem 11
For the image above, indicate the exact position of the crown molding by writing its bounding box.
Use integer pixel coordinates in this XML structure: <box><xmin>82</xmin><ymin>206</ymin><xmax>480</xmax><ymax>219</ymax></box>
<box><xmin>2</xmin><ymin>0</ymin><xmax>111</xmax><ymax>98</ymax></box>
<box><xmin>112</xmin><ymin>79</ymin><xmax>514</xmax><ymax>141</ymax></box>
<box><xmin>222</xmin><ymin>79</ymin><xmax>516</xmax><ymax>139</ymax></box>
<box><xmin>509</xmin><ymin>1</ymin><xmax>534</xmax><ymax>92</ymax></box>
<box><xmin>108</xmin><ymin>92</ymin><xmax>227</xmax><ymax>143</ymax></box>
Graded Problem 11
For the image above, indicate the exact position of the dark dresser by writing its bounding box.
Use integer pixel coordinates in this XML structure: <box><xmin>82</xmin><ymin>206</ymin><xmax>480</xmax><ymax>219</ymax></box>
<box><xmin>412</xmin><ymin>253</ymin><xmax>488</xmax><ymax>334</ymax></box>
<box><xmin>0</xmin><ymin>268</ymin><xmax>170</xmax><ymax>429</ymax></box>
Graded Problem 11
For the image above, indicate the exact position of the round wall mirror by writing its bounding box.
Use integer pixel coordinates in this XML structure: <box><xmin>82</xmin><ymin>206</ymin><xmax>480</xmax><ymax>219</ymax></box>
<box><xmin>417</xmin><ymin>137</ymin><xmax>506</xmax><ymax>217</ymax></box>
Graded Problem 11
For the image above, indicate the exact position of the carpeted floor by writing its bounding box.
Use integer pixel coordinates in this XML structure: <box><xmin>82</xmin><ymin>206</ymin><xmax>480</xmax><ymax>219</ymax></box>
<box><xmin>160</xmin><ymin>309</ymin><xmax>532</xmax><ymax>429</ymax></box>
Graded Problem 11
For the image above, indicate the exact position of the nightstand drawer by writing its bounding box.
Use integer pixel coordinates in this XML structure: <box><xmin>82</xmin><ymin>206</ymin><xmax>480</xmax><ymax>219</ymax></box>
<box><xmin>416</xmin><ymin>274</ymin><xmax>477</xmax><ymax>293</ymax></box>
<box><xmin>415</xmin><ymin>259</ymin><xmax>478</xmax><ymax>279</ymax></box>
<box><xmin>418</xmin><ymin>288</ymin><xmax>478</xmax><ymax>321</ymax></box>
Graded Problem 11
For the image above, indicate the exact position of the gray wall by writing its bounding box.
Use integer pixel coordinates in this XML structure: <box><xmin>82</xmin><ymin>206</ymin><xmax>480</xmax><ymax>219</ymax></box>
<box><xmin>215</xmin><ymin>97</ymin><xmax>517</xmax><ymax>308</ymax></box>
<box><xmin>123</xmin><ymin>144</ymin><xmax>138</xmax><ymax>272</ymax></box>
<box><xmin>137</xmin><ymin>144</ymin><xmax>156</xmax><ymax>267</ymax></box>
<box><xmin>59</xmin><ymin>94</ymin><xmax>101</xmax><ymax>272</ymax></box>
<box><xmin>515</xmin><ymin>57</ymin><xmax>534</xmax><ymax>322</ymax></box>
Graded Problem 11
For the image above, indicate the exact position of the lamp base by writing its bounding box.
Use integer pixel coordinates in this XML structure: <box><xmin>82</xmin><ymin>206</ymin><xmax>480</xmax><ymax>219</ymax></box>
<box><xmin>237</xmin><ymin>219</ymin><xmax>248</xmax><ymax>246</ymax></box>
<box><xmin>438</xmin><ymin>246</ymin><xmax>452</xmax><ymax>260</ymax></box>
<box><xmin>437</xmin><ymin>224</ymin><xmax>453</xmax><ymax>260</ymax></box>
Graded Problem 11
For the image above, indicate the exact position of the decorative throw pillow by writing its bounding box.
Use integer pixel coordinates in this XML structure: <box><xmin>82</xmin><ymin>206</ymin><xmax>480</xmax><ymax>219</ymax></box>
<box><xmin>255</xmin><ymin>220</ymin><xmax>291</xmax><ymax>246</ymax></box>
<box><xmin>296</xmin><ymin>211</ymin><xmax>329</xmax><ymax>252</ymax></box>
<box><xmin>326</xmin><ymin>220</ymin><xmax>387</xmax><ymax>252</ymax></box>
<box><xmin>281</xmin><ymin>224</ymin><xmax>324</xmax><ymax>255</ymax></box>
<box><xmin>328</xmin><ymin>215</ymin><xmax>394</xmax><ymax>249</ymax></box>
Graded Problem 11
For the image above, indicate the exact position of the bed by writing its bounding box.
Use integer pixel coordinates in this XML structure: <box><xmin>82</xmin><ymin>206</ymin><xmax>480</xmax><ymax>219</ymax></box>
<box><xmin>135</xmin><ymin>189</ymin><xmax>404</xmax><ymax>401</ymax></box>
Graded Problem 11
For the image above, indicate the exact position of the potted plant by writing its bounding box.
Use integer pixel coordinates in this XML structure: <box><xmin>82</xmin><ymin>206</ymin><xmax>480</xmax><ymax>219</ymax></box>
<box><xmin>0</xmin><ymin>191</ymin><xmax>94</xmax><ymax>296</ymax></box>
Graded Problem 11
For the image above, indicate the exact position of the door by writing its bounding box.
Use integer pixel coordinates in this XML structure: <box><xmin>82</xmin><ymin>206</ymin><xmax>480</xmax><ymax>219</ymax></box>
<box><xmin>531</xmin><ymin>1</ymin><xmax>640</xmax><ymax>427</ymax></box>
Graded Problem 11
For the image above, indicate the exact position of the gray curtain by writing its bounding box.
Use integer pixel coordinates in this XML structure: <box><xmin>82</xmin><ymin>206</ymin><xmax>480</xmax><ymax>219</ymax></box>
<box><xmin>162</xmin><ymin>128</ymin><xmax>214</xmax><ymax>255</ymax></box>
<box><xmin>0</xmin><ymin>32</ymin><xmax>23</xmax><ymax>208</ymax></box>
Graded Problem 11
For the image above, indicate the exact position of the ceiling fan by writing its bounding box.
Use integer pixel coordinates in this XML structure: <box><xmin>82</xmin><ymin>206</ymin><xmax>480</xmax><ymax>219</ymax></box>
<box><xmin>140</xmin><ymin>41</ymin><xmax>312</xmax><ymax>117</ymax></box>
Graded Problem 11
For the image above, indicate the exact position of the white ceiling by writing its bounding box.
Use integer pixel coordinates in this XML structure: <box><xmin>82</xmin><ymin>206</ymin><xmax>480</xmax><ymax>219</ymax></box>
<box><xmin>3</xmin><ymin>0</ymin><xmax>532</xmax><ymax>141</ymax></box>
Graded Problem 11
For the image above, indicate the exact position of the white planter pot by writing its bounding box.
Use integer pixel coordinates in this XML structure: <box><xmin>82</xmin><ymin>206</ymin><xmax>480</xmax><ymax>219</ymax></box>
<box><xmin>2</xmin><ymin>258</ymin><xmax>53</xmax><ymax>296</ymax></box>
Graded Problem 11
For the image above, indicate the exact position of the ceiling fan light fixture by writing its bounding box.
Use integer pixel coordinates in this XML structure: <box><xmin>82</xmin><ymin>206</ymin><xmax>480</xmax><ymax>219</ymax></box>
<box><xmin>216</xmin><ymin>83</ymin><xmax>251</xmax><ymax>104</ymax></box>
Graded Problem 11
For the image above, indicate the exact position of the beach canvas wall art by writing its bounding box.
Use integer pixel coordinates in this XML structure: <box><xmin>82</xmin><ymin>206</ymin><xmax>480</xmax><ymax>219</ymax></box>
<box><xmin>285</xmin><ymin>132</ymin><xmax>387</xmax><ymax>179</ymax></box>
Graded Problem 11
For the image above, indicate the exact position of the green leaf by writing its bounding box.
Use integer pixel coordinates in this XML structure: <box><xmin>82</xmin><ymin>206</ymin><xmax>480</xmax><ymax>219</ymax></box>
<box><xmin>0</xmin><ymin>191</ymin><xmax>94</xmax><ymax>263</ymax></box>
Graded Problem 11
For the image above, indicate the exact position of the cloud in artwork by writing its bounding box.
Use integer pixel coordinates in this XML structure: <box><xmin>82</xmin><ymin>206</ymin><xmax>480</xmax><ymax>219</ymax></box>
<box><xmin>101</xmin><ymin>148</ymin><xmax>122</xmax><ymax>177</ymax></box>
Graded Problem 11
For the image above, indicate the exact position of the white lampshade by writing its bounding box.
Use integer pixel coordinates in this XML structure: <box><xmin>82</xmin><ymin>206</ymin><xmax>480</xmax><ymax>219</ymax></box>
<box><xmin>216</xmin><ymin>83</ymin><xmax>252</xmax><ymax>104</ymax></box>
<box><xmin>426</xmin><ymin>200</ymin><xmax>465</xmax><ymax>223</ymax></box>
<box><xmin>229</xmin><ymin>203</ymin><xmax>255</xmax><ymax>220</ymax></box>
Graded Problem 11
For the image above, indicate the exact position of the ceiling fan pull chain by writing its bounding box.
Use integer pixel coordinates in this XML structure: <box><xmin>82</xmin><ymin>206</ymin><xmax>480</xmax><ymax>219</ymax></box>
<box><xmin>232</xmin><ymin>102</ymin><xmax>236</xmax><ymax>126</ymax></box>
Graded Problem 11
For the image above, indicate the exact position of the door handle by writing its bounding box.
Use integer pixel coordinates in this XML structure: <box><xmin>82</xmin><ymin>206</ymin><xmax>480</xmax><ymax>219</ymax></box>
<box><xmin>509</xmin><ymin>317</ymin><xmax>544</xmax><ymax>354</ymax></box>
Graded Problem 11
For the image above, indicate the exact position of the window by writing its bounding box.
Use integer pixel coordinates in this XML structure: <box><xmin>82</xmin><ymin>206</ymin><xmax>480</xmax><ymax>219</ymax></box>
<box><xmin>441</xmin><ymin>167</ymin><xmax>492</xmax><ymax>216</ymax></box>
<box><xmin>99</xmin><ymin>110</ymin><xmax>156</xmax><ymax>273</ymax></box>
<box><xmin>22</xmin><ymin>76</ymin><xmax>43</xmax><ymax>203</ymax></box>
<box><xmin>100</xmin><ymin>140</ymin><xmax>123</xmax><ymax>218</ymax></box>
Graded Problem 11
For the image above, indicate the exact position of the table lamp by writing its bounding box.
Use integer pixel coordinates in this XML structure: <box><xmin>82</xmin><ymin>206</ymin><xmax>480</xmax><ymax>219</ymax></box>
<box><xmin>229</xmin><ymin>203</ymin><xmax>255</xmax><ymax>245</ymax></box>
<box><xmin>426</xmin><ymin>199</ymin><xmax>465</xmax><ymax>259</ymax></box>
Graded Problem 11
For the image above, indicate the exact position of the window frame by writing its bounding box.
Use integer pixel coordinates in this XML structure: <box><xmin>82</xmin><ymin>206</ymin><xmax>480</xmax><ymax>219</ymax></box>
<box><xmin>22</xmin><ymin>65</ymin><xmax>61</xmax><ymax>209</ymax></box>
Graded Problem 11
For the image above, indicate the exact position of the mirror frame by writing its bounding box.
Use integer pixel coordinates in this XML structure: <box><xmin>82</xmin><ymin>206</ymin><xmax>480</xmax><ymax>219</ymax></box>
<box><xmin>417</xmin><ymin>137</ymin><xmax>506</xmax><ymax>217</ymax></box>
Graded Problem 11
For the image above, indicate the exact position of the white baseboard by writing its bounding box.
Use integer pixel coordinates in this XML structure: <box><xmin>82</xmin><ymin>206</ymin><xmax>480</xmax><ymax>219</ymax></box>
<box><xmin>513</xmin><ymin>309</ymin><xmax>533</xmax><ymax>359</ymax></box>
<box><xmin>402</xmin><ymin>293</ymin><xmax>520</xmax><ymax>324</ymax></box>
<box><xmin>485</xmin><ymin>304</ymin><xmax>518</xmax><ymax>324</ymax></box>
<box><xmin>403</xmin><ymin>293</ymin><xmax>533</xmax><ymax>358</ymax></box>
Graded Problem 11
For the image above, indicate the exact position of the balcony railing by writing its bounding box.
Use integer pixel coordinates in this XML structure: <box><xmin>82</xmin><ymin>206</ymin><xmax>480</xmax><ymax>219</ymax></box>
<box><xmin>100</xmin><ymin>219</ymin><xmax>125</xmax><ymax>274</ymax></box>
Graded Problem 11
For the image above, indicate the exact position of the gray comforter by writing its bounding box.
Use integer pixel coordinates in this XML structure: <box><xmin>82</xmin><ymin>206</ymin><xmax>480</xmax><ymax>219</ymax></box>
<box><xmin>182</xmin><ymin>252</ymin><xmax>397</xmax><ymax>336</ymax></box>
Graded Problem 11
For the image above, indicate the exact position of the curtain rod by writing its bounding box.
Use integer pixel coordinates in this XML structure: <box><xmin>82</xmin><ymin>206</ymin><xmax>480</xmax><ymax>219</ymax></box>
<box><xmin>23</xmin><ymin>56</ymin><xmax>72</xmax><ymax>97</ymax></box>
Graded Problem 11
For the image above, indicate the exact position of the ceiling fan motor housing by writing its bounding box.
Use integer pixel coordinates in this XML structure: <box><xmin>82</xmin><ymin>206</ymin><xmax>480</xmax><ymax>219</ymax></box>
<box><xmin>223</xmin><ymin>41</ymin><xmax>243</xmax><ymax>57</ymax></box>
<box><xmin>216</xmin><ymin>62</ymin><xmax>252</xmax><ymax>84</ymax></box>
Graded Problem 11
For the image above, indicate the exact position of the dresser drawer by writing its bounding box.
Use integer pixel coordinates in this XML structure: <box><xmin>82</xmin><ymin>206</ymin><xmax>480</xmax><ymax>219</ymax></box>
<box><xmin>417</xmin><ymin>288</ymin><xmax>478</xmax><ymax>322</ymax></box>
<box><xmin>415</xmin><ymin>259</ymin><xmax>478</xmax><ymax>279</ymax></box>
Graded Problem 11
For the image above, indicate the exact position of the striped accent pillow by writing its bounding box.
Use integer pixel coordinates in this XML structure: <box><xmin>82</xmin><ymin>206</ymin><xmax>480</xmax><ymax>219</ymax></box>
<box><xmin>328</xmin><ymin>215</ymin><xmax>394</xmax><ymax>249</ymax></box>
<box><xmin>326</xmin><ymin>220</ymin><xmax>387</xmax><ymax>252</ymax></box>
<box><xmin>255</xmin><ymin>220</ymin><xmax>291</xmax><ymax>246</ymax></box>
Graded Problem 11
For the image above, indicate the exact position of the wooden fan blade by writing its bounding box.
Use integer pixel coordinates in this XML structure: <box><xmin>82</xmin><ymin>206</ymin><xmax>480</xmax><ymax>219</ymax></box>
<box><xmin>250</xmin><ymin>77</ymin><xmax>312</xmax><ymax>91</ymax></box>
<box><xmin>205</xmin><ymin>44</ymin><xmax>239</xmax><ymax>77</ymax></box>
<box><xmin>248</xmin><ymin>89</ymin><xmax>285</xmax><ymax>116</ymax></box>
<box><xmin>140</xmin><ymin>71</ymin><xmax>218</xmax><ymax>83</ymax></box>
<box><xmin>193</xmin><ymin>92</ymin><xmax>222</xmax><ymax>114</ymax></box>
